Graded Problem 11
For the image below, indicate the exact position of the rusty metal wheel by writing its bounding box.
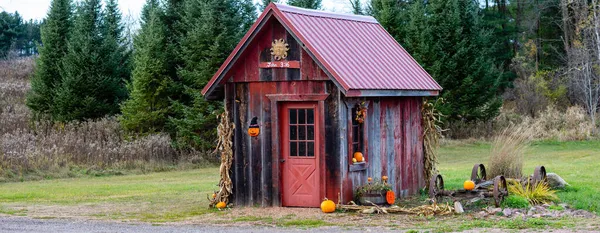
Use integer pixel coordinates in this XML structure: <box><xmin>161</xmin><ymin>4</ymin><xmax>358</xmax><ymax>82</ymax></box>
<box><xmin>471</xmin><ymin>163</ymin><xmax>487</xmax><ymax>184</ymax></box>
<box><xmin>532</xmin><ymin>166</ymin><xmax>547</xmax><ymax>186</ymax></box>
<box><xmin>428</xmin><ymin>174</ymin><xmax>444</xmax><ymax>201</ymax></box>
<box><xmin>493</xmin><ymin>176</ymin><xmax>508</xmax><ymax>207</ymax></box>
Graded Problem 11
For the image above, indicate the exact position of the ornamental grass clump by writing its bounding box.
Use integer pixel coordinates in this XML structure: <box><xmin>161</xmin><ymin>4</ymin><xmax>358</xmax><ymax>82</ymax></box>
<box><xmin>508</xmin><ymin>180</ymin><xmax>559</xmax><ymax>205</ymax></box>
<box><xmin>488</xmin><ymin>125</ymin><xmax>533</xmax><ymax>178</ymax></box>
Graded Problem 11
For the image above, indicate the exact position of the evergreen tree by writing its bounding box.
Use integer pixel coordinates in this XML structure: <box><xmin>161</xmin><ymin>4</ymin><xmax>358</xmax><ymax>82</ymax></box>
<box><xmin>287</xmin><ymin>0</ymin><xmax>321</xmax><ymax>9</ymax></box>
<box><xmin>170</xmin><ymin>0</ymin><xmax>256</xmax><ymax>150</ymax></box>
<box><xmin>27</xmin><ymin>0</ymin><xmax>72</xmax><ymax>116</ymax></box>
<box><xmin>101</xmin><ymin>0</ymin><xmax>130</xmax><ymax>95</ymax></box>
<box><xmin>120</xmin><ymin>0</ymin><xmax>171</xmax><ymax>133</ymax></box>
<box><xmin>368</xmin><ymin>0</ymin><xmax>411</xmax><ymax>41</ymax></box>
<box><xmin>258</xmin><ymin>0</ymin><xmax>279</xmax><ymax>11</ymax></box>
<box><xmin>403</xmin><ymin>0</ymin><xmax>505</xmax><ymax>121</ymax></box>
<box><xmin>0</xmin><ymin>11</ymin><xmax>24</xmax><ymax>58</ymax></box>
<box><xmin>350</xmin><ymin>0</ymin><xmax>363</xmax><ymax>15</ymax></box>
<box><xmin>53</xmin><ymin>0</ymin><xmax>125</xmax><ymax>121</ymax></box>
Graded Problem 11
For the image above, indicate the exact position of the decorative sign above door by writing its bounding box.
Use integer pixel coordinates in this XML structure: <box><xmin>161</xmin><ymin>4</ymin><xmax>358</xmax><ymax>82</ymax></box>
<box><xmin>270</xmin><ymin>38</ymin><xmax>289</xmax><ymax>60</ymax></box>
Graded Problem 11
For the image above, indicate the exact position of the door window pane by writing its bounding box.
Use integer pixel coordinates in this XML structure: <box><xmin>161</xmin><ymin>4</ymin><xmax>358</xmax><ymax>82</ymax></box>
<box><xmin>298</xmin><ymin>109</ymin><xmax>306</xmax><ymax>124</ymax></box>
<box><xmin>289</xmin><ymin>109</ymin><xmax>297</xmax><ymax>124</ymax></box>
<box><xmin>290</xmin><ymin>126</ymin><xmax>297</xmax><ymax>140</ymax></box>
<box><xmin>299</xmin><ymin>125</ymin><xmax>306</xmax><ymax>140</ymax></box>
<box><xmin>307</xmin><ymin>109</ymin><xmax>314</xmax><ymax>124</ymax></box>
<box><xmin>299</xmin><ymin>142</ymin><xmax>306</xmax><ymax>156</ymax></box>
<box><xmin>307</xmin><ymin>142</ymin><xmax>314</xmax><ymax>157</ymax></box>
<box><xmin>290</xmin><ymin>142</ymin><xmax>297</xmax><ymax>157</ymax></box>
<box><xmin>307</xmin><ymin>126</ymin><xmax>314</xmax><ymax>140</ymax></box>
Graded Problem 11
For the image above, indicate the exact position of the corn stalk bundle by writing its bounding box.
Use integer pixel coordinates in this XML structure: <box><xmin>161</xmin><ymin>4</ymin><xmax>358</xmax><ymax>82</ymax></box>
<box><xmin>208</xmin><ymin>110</ymin><xmax>234</xmax><ymax>207</ymax></box>
<box><xmin>339</xmin><ymin>201</ymin><xmax>454</xmax><ymax>216</ymax></box>
<box><xmin>422</xmin><ymin>98</ymin><xmax>445</xmax><ymax>183</ymax></box>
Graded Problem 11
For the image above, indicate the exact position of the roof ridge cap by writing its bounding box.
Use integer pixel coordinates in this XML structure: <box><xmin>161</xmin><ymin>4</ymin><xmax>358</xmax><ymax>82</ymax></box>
<box><xmin>274</xmin><ymin>3</ymin><xmax>378</xmax><ymax>23</ymax></box>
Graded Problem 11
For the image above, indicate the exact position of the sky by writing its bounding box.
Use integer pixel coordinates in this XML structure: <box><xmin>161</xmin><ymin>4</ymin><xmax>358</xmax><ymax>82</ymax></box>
<box><xmin>0</xmin><ymin>0</ymin><xmax>356</xmax><ymax>22</ymax></box>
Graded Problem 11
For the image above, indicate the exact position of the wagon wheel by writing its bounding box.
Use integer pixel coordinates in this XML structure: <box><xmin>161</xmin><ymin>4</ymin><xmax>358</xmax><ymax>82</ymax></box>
<box><xmin>493</xmin><ymin>176</ymin><xmax>508</xmax><ymax>207</ymax></box>
<box><xmin>470</xmin><ymin>163</ymin><xmax>487</xmax><ymax>184</ymax></box>
<box><xmin>532</xmin><ymin>166</ymin><xmax>547</xmax><ymax>186</ymax></box>
<box><xmin>428</xmin><ymin>174</ymin><xmax>444</xmax><ymax>201</ymax></box>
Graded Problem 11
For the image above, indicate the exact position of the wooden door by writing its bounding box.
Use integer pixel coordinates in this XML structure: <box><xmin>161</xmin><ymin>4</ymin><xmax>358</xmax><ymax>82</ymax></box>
<box><xmin>280</xmin><ymin>102</ymin><xmax>320</xmax><ymax>207</ymax></box>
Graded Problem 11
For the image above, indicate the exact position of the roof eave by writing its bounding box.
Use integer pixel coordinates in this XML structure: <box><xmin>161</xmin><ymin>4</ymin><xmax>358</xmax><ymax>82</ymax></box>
<box><xmin>345</xmin><ymin>89</ymin><xmax>440</xmax><ymax>97</ymax></box>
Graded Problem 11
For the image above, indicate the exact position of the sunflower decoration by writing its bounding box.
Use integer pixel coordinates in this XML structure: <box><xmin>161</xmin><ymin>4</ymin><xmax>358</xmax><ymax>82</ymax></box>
<box><xmin>270</xmin><ymin>38</ymin><xmax>289</xmax><ymax>60</ymax></box>
<box><xmin>355</xmin><ymin>102</ymin><xmax>367</xmax><ymax>124</ymax></box>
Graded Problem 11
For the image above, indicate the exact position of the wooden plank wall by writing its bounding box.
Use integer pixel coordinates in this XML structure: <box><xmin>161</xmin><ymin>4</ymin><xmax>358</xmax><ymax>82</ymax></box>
<box><xmin>341</xmin><ymin>97</ymin><xmax>425</xmax><ymax>203</ymax></box>
<box><xmin>227</xmin><ymin>18</ymin><xmax>336</xmax><ymax>207</ymax></box>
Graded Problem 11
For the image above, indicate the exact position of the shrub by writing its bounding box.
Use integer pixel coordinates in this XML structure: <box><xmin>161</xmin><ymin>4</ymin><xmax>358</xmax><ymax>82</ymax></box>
<box><xmin>0</xmin><ymin>58</ymin><xmax>212</xmax><ymax>182</ymax></box>
<box><xmin>488</xmin><ymin>125</ymin><xmax>533</xmax><ymax>178</ymax></box>
<box><xmin>502</xmin><ymin>195</ymin><xmax>530</xmax><ymax>209</ymax></box>
<box><xmin>508</xmin><ymin>180</ymin><xmax>559</xmax><ymax>205</ymax></box>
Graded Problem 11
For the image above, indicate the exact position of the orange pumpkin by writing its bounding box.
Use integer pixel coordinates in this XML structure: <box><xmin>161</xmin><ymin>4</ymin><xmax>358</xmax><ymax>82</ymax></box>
<box><xmin>367</xmin><ymin>177</ymin><xmax>372</xmax><ymax>182</ymax></box>
<box><xmin>382</xmin><ymin>176</ymin><xmax>388</xmax><ymax>182</ymax></box>
<box><xmin>248</xmin><ymin>127</ymin><xmax>260</xmax><ymax>137</ymax></box>
<box><xmin>386</xmin><ymin>191</ymin><xmax>395</xmax><ymax>205</ymax></box>
<box><xmin>353</xmin><ymin>152</ymin><xmax>364</xmax><ymax>162</ymax></box>
<box><xmin>212</xmin><ymin>193</ymin><xmax>217</xmax><ymax>199</ymax></box>
<box><xmin>216</xmin><ymin>201</ymin><xmax>227</xmax><ymax>209</ymax></box>
<box><xmin>320</xmin><ymin>198</ymin><xmax>336</xmax><ymax>213</ymax></box>
<box><xmin>463</xmin><ymin>180</ymin><xmax>476</xmax><ymax>191</ymax></box>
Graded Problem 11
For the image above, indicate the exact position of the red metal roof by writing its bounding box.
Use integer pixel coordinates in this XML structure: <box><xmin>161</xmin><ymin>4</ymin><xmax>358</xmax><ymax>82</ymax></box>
<box><xmin>202</xmin><ymin>3</ymin><xmax>441</xmax><ymax>98</ymax></box>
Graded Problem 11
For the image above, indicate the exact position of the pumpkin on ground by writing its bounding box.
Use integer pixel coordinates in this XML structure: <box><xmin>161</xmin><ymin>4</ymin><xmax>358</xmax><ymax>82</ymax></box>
<box><xmin>464</xmin><ymin>180</ymin><xmax>476</xmax><ymax>191</ymax></box>
<box><xmin>386</xmin><ymin>191</ymin><xmax>395</xmax><ymax>205</ymax></box>
<box><xmin>321</xmin><ymin>198</ymin><xmax>336</xmax><ymax>213</ymax></box>
<box><xmin>353</xmin><ymin>152</ymin><xmax>364</xmax><ymax>162</ymax></box>
<box><xmin>216</xmin><ymin>201</ymin><xmax>227</xmax><ymax>209</ymax></box>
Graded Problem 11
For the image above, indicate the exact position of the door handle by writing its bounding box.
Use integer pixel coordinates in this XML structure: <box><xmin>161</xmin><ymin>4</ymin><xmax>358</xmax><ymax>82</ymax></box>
<box><xmin>280</xmin><ymin>159</ymin><xmax>286</xmax><ymax>163</ymax></box>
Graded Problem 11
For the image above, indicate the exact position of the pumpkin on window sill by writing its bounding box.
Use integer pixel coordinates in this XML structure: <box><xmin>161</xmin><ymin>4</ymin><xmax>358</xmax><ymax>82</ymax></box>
<box><xmin>353</xmin><ymin>152</ymin><xmax>364</xmax><ymax>162</ymax></box>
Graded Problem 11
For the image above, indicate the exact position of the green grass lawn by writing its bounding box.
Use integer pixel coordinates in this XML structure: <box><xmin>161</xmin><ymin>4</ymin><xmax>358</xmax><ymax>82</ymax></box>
<box><xmin>0</xmin><ymin>168</ymin><xmax>220</xmax><ymax>221</ymax></box>
<box><xmin>0</xmin><ymin>140</ymin><xmax>598</xmax><ymax>230</ymax></box>
<box><xmin>438</xmin><ymin>140</ymin><xmax>600</xmax><ymax>214</ymax></box>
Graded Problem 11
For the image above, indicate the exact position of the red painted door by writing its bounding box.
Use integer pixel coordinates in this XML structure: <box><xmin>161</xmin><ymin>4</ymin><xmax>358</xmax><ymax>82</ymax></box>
<box><xmin>281</xmin><ymin>102</ymin><xmax>320</xmax><ymax>207</ymax></box>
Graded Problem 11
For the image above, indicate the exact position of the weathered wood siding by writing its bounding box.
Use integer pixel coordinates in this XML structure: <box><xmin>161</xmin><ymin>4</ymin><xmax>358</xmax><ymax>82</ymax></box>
<box><xmin>340</xmin><ymin>97</ymin><xmax>425</xmax><ymax>203</ymax></box>
<box><xmin>221</xmin><ymin>16</ymin><xmax>424</xmax><ymax>207</ymax></box>
<box><xmin>226</xmin><ymin>17</ymin><xmax>339</xmax><ymax>207</ymax></box>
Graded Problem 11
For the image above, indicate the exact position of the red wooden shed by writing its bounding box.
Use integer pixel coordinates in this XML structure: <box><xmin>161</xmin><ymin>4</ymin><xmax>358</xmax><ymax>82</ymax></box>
<box><xmin>202</xmin><ymin>3</ymin><xmax>442</xmax><ymax>207</ymax></box>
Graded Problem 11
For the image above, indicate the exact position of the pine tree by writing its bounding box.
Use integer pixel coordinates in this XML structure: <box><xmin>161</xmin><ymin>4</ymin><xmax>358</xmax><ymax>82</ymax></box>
<box><xmin>169</xmin><ymin>0</ymin><xmax>256</xmax><ymax>150</ymax></box>
<box><xmin>369</xmin><ymin>0</ymin><xmax>411</xmax><ymax>41</ymax></box>
<box><xmin>27</xmin><ymin>0</ymin><xmax>72</xmax><ymax>116</ymax></box>
<box><xmin>287</xmin><ymin>0</ymin><xmax>321</xmax><ymax>9</ymax></box>
<box><xmin>53</xmin><ymin>0</ymin><xmax>124</xmax><ymax>121</ymax></box>
<box><xmin>350</xmin><ymin>0</ymin><xmax>363</xmax><ymax>15</ymax></box>
<box><xmin>258</xmin><ymin>0</ymin><xmax>278</xmax><ymax>11</ymax></box>
<box><xmin>101</xmin><ymin>0</ymin><xmax>131</xmax><ymax>87</ymax></box>
<box><xmin>120</xmin><ymin>0</ymin><xmax>171</xmax><ymax>133</ymax></box>
<box><xmin>403</xmin><ymin>0</ymin><xmax>505</xmax><ymax>121</ymax></box>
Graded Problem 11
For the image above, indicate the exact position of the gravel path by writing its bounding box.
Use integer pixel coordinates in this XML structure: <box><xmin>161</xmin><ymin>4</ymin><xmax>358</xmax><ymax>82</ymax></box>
<box><xmin>0</xmin><ymin>216</ymin><xmax>383</xmax><ymax>233</ymax></box>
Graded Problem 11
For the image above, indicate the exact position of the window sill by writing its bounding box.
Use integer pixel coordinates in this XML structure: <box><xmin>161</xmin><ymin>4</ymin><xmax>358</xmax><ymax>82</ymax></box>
<box><xmin>349</xmin><ymin>162</ymin><xmax>368</xmax><ymax>172</ymax></box>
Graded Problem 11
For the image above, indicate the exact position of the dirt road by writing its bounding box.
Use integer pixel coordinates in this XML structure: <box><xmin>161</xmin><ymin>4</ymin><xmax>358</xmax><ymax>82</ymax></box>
<box><xmin>0</xmin><ymin>216</ymin><xmax>384</xmax><ymax>233</ymax></box>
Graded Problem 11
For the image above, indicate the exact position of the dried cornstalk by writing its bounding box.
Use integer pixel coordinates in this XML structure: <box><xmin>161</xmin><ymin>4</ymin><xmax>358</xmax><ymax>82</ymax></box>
<box><xmin>339</xmin><ymin>202</ymin><xmax>454</xmax><ymax>216</ymax></box>
<box><xmin>208</xmin><ymin>109</ymin><xmax>235</xmax><ymax>207</ymax></box>
<box><xmin>422</xmin><ymin>98</ymin><xmax>445</xmax><ymax>183</ymax></box>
